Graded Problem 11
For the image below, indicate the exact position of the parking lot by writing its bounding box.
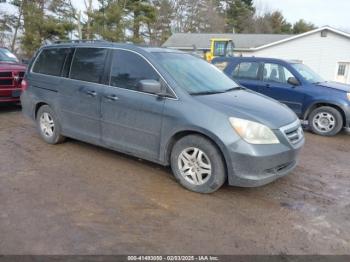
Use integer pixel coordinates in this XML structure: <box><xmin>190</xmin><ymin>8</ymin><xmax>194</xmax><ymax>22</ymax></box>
<box><xmin>0</xmin><ymin>104</ymin><xmax>349</xmax><ymax>255</ymax></box>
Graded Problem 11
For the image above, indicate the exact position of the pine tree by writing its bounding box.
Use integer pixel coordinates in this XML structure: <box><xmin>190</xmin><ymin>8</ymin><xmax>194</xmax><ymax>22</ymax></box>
<box><xmin>267</xmin><ymin>11</ymin><xmax>292</xmax><ymax>34</ymax></box>
<box><xmin>292</xmin><ymin>19</ymin><xmax>316</xmax><ymax>34</ymax></box>
<box><xmin>91</xmin><ymin>0</ymin><xmax>127</xmax><ymax>42</ymax></box>
<box><xmin>21</xmin><ymin>0</ymin><xmax>75</xmax><ymax>57</ymax></box>
<box><xmin>125</xmin><ymin>0</ymin><xmax>156</xmax><ymax>43</ymax></box>
<box><xmin>221</xmin><ymin>0</ymin><xmax>255</xmax><ymax>33</ymax></box>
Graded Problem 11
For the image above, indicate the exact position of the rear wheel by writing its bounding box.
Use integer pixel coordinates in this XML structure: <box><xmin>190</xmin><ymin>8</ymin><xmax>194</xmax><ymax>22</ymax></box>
<box><xmin>170</xmin><ymin>135</ymin><xmax>226</xmax><ymax>193</ymax></box>
<box><xmin>36</xmin><ymin>105</ymin><xmax>65</xmax><ymax>144</ymax></box>
<box><xmin>308</xmin><ymin>106</ymin><xmax>343</xmax><ymax>136</ymax></box>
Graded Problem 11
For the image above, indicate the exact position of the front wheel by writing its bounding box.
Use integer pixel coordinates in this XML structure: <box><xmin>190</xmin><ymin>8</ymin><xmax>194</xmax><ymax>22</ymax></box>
<box><xmin>308</xmin><ymin>106</ymin><xmax>343</xmax><ymax>136</ymax></box>
<box><xmin>170</xmin><ymin>135</ymin><xmax>226</xmax><ymax>193</ymax></box>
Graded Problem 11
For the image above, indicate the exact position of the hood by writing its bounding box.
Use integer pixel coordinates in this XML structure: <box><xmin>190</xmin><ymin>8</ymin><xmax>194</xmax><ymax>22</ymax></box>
<box><xmin>316</xmin><ymin>81</ymin><xmax>350</xmax><ymax>92</ymax></box>
<box><xmin>194</xmin><ymin>90</ymin><xmax>297</xmax><ymax>129</ymax></box>
<box><xmin>0</xmin><ymin>62</ymin><xmax>26</xmax><ymax>71</ymax></box>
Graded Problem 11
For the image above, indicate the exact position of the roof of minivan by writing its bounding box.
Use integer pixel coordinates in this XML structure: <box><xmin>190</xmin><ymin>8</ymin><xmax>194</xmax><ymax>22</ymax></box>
<box><xmin>42</xmin><ymin>41</ymin><xmax>184</xmax><ymax>54</ymax></box>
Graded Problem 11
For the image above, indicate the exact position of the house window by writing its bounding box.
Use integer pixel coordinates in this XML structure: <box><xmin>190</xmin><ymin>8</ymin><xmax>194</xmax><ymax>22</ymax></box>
<box><xmin>338</xmin><ymin>64</ymin><xmax>346</xmax><ymax>76</ymax></box>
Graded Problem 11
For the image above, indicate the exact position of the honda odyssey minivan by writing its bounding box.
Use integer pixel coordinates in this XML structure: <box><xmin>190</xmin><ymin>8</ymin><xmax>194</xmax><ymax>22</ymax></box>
<box><xmin>21</xmin><ymin>41</ymin><xmax>304</xmax><ymax>193</ymax></box>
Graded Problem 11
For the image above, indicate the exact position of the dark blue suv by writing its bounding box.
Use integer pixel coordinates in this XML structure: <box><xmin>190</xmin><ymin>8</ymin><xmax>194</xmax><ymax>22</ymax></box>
<box><xmin>213</xmin><ymin>57</ymin><xmax>350</xmax><ymax>136</ymax></box>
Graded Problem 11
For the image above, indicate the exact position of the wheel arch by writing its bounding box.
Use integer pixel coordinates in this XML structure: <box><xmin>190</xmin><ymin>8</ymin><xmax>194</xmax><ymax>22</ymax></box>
<box><xmin>164</xmin><ymin>129</ymin><xmax>230</xmax><ymax>175</ymax></box>
<box><xmin>304</xmin><ymin>102</ymin><xmax>346</xmax><ymax>127</ymax></box>
<box><xmin>34</xmin><ymin>102</ymin><xmax>49</xmax><ymax>119</ymax></box>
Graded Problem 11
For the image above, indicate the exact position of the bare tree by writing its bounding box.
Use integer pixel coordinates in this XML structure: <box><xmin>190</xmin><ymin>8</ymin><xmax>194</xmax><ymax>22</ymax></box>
<box><xmin>84</xmin><ymin>0</ymin><xmax>93</xmax><ymax>39</ymax></box>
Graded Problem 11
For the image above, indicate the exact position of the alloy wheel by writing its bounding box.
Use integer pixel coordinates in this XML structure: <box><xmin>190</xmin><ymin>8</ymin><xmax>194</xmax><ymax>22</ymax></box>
<box><xmin>178</xmin><ymin>147</ymin><xmax>212</xmax><ymax>186</ymax></box>
<box><xmin>40</xmin><ymin>112</ymin><xmax>55</xmax><ymax>138</ymax></box>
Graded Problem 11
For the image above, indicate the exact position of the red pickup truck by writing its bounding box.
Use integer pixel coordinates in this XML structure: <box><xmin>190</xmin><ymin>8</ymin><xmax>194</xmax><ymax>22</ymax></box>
<box><xmin>0</xmin><ymin>48</ymin><xmax>26</xmax><ymax>103</ymax></box>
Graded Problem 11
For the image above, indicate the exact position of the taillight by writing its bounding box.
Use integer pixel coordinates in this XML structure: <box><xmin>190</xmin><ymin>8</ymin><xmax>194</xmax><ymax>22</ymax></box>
<box><xmin>21</xmin><ymin>79</ymin><xmax>28</xmax><ymax>91</ymax></box>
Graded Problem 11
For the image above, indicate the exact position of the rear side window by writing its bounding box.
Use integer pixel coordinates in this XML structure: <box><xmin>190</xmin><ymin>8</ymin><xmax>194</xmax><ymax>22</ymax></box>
<box><xmin>233</xmin><ymin>62</ymin><xmax>260</xmax><ymax>80</ymax></box>
<box><xmin>263</xmin><ymin>63</ymin><xmax>295</xmax><ymax>84</ymax></box>
<box><xmin>109</xmin><ymin>50</ymin><xmax>159</xmax><ymax>91</ymax></box>
<box><xmin>70</xmin><ymin>48</ymin><xmax>107</xmax><ymax>83</ymax></box>
<box><xmin>33</xmin><ymin>48</ymin><xmax>69</xmax><ymax>76</ymax></box>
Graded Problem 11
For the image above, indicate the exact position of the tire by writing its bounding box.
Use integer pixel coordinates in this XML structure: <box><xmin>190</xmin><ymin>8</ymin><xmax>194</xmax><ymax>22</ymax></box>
<box><xmin>308</xmin><ymin>106</ymin><xmax>343</xmax><ymax>136</ymax></box>
<box><xmin>170</xmin><ymin>135</ymin><xmax>226</xmax><ymax>193</ymax></box>
<box><xmin>36</xmin><ymin>105</ymin><xmax>65</xmax><ymax>144</ymax></box>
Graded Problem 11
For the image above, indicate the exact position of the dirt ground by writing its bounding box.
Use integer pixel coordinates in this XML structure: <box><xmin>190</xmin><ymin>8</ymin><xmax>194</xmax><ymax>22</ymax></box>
<box><xmin>0</xmin><ymin>104</ymin><xmax>349</xmax><ymax>255</ymax></box>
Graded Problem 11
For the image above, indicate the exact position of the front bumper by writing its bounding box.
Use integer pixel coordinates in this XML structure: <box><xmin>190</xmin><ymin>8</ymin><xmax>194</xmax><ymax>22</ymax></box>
<box><xmin>0</xmin><ymin>88</ymin><xmax>22</xmax><ymax>103</ymax></box>
<box><xmin>226</xmin><ymin>120</ymin><xmax>304</xmax><ymax>187</ymax></box>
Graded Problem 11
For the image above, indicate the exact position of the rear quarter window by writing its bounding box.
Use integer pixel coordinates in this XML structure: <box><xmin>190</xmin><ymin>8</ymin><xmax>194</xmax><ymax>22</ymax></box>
<box><xmin>32</xmin><ymin>48</ymin><xmax>70</xmax><ymax>76</ymax></box>
<box><xmin>233</xmin><ymin>62</ymin><xmax>260</xmax><ymax>80</ymax></box>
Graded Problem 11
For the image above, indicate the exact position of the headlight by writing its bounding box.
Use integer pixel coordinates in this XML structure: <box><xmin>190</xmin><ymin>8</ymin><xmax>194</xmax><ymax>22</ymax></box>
<box><xmin>347</xmin><ymin>93</ymin><xmax>350</xmax><ymax>101</ymax></box>
<box><xmin>229</xmin><ymin>117</ymin><xmax>279</xmax><ymax>144</ymax></box>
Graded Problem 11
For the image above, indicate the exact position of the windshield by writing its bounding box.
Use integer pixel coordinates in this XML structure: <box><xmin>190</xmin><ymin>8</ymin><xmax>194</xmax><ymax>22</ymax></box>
<box><xmin>292</xmin><ymin>63</ymin><xmax>324</xmax><ymax>84</ymax></box>
<box><xmin>154</xmin><ymin>52</ymin><xmax>239</xmax><ymax>95</ymax></box>
<box><xmin>0</xmin><ymin>48</ymin><xmax>19</xmax><ymax>63</ymax></box>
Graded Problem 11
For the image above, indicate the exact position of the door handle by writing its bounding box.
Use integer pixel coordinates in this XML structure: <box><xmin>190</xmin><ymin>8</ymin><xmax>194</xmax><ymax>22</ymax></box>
<box><xmin>104</xmin><ymin>94</ymin><xmax>119</xmax><ymax>101</ymax></box>
<box><xmin>85</xmin><ymin>90</ymin><xmax>97</xmax><ymax>97</ymax></box>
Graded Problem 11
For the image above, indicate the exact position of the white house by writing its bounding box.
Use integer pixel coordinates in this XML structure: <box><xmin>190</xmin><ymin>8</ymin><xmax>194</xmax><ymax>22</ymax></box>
<box><xmin>162</xmin><ymin>26</ymin><xmax>350</xmax><ymax>84</ymax></box>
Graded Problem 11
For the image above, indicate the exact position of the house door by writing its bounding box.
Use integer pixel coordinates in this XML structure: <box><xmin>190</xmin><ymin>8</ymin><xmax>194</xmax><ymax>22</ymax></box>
<box><xmin>336</xmin><ymin>63</ymin><xmax>350</xmax><ymax>83</ymax></box>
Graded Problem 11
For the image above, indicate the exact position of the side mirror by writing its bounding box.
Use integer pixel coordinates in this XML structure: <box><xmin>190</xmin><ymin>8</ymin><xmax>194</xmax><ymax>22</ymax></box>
<box><xmin>287</xmin><ymin>77</ymin><xmax>300</xmax><ymax>86</ymax></box>
<box><xmin>138</xmin><ymin>79</ymin><xmax>162</xmax><ymax>94</ymax></box>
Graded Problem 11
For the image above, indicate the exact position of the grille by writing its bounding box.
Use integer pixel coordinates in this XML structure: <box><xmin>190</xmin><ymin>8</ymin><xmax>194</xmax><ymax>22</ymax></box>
<box><xmin>0</xmin><ymin>71</ymin><xmax>25</xmax><ymax>87</ymax></box>
<box><xmin>0</xmin><ymin>72</ymin><xmax>12</xmax><ymax>77</ymax></box>
<box><xmin>280</xmin><ymin>120</ymin><xmax>304</xmax><ymax>145</ymax></box>
<box><xmin>285</xmin><ymin>126</ymin><xmax>303</xmax><ymax>144</ymax></box>
<box><xmin>0</xmin><ymin>79</ymin><xmax>12</xmax><ymax>86</ymax></box>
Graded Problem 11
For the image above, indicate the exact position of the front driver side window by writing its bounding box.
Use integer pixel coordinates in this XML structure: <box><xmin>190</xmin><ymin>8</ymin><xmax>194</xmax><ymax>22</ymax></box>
<box><xmin>109</xmin><ymin>50</ymin><xmax>160</xmax><ymax>93</ymax></box>
<box><xmin>263</xmin><ymin>63</ymin><xmax>294</xmax><ymax>84</ymax></box>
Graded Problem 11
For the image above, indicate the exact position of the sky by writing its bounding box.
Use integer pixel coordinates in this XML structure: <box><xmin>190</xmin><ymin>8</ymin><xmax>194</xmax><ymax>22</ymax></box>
<box><xmin>254</xmin><ymin>0</ymin><xmax>350</xmax><ymax>32</ymax></box>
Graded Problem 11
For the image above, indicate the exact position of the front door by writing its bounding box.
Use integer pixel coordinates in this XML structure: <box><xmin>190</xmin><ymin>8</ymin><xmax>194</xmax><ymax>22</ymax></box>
<box><xmin>100</xmin><ymin>49</ymin><xmax>165</xmax><ymax>160</ymax></box>
<box><xmin>261</xmin><ymin>63</ymin><xmax>305</xmax><ymax>117</ymax></box>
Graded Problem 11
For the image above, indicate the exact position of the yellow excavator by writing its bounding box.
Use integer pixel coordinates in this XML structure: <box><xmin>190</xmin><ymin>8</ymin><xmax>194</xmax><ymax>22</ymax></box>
<box><xmin>204</xmin><ymin>38</ymin><xmax>235</xmax><ymax>62</ymax></box>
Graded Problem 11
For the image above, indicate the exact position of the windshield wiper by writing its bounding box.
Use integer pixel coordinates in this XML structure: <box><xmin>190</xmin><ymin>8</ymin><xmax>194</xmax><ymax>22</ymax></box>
<box><xmin>223</xmin><ymin>86</ymin><xmax>244</xmax><ymax>92</ymax></box>
<box><xmin>190</xmin><ymin>90</ymin><xmax>225</xmax><ymax>96</ymax></box>
<box><xmin>190</xmin><ymin>86</ymin><xmax>243</xmax><ymax>96</ymax></box>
